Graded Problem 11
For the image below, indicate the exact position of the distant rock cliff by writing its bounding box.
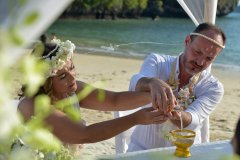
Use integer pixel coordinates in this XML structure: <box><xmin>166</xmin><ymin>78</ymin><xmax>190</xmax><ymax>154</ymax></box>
<box><xmin>217</xmin><ymin>0</ymin><xmax>238</xmax><ymax>16</ymax></box>
<box><xmin>162</xmin><ymin>0</ymin><xmax>238</xmax><ymax>17</ymax></box>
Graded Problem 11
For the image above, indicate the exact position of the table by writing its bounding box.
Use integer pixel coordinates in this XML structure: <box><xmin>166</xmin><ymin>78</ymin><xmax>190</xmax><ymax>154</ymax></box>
<box><xmin>98</xmin><ymin>140</ymin><xmax>233</xmax><ymax>160</ymax></box>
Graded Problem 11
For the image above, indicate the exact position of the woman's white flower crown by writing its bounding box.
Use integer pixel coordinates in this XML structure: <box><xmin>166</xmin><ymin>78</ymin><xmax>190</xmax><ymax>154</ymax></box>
<box><xmin>37</xmin><ymin>39</ymin><xmax>76</xmax><ymax>78</ymax></box>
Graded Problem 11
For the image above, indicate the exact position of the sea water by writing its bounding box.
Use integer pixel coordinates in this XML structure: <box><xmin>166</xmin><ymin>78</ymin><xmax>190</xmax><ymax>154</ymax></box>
<box><xmin>47</xmin><ymin>11</ymin><xmax>240</xmax><ymax>69</ymax></box>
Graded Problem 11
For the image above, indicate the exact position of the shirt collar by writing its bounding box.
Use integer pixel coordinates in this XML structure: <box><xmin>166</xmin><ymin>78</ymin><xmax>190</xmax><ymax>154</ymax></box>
<box><xmin>175</xmin><ymin>54</ymin><xmax>181</xmax><ymax>80</ymax></box>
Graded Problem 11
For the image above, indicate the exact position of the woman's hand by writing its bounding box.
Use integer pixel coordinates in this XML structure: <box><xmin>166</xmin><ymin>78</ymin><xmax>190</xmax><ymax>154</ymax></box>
<box><xmin>132</xmin><ymin>107</ymin><xmax>168</xmax><ymax>125</ymax></box>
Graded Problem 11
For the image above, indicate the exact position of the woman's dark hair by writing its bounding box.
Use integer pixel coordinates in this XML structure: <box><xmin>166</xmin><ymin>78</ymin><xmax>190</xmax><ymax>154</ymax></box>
<box><xmin>33</xmin><ymin>34</ymin><xmax>59</xmax><ymax>58</ymax></box>
<box><xmin>19</xmin><ymin>34</ymin><xmax>59</xmax><ymax>99</ymax></box>
<box><xmin>40</xmin><ymin>34</ymin><xmax>48</xmax><ymax>44</ymax></box>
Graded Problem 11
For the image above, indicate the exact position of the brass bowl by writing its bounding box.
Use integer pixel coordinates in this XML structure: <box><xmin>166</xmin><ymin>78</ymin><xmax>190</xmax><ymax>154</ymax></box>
<box><xmin>169</xmin><ymin>129</ymin><xmax>196</xmax><ymax>158</ymax></box>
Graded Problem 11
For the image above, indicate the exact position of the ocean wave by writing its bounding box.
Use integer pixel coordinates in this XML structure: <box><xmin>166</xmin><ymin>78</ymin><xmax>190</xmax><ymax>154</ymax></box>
<box><xmin>75</xmin><ymin>46</ymin><xmax>147</xmax><ymax>58</ymax></box>
<box><xmin>212</xmin><ymin>63</ymin><xmax>240</xmax><ymax>71</ymax></box>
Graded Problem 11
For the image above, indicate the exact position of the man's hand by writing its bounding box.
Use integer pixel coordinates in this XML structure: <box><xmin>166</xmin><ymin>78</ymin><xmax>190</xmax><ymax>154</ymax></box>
<box><xmin>168</xmin><ymin>111</ymin><xmax>192</xmax><ymax>129</ymax></box>
<box><xmin>148</xmin><ymin>78</ymin><xmax>176</xmax><ymax>114</ymax></box>
<box><xmin>168</xmin><ymin>111</ymin><xmax>181</xmax><ymax>121</ymax></box>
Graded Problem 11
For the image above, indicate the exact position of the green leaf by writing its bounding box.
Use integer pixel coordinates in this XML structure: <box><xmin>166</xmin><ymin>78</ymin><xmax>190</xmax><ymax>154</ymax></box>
<box><xmin>34</xmin><ymin>95</ymin><xmax>51</xmax><ymax>118</ymax></box>
<box><xmin>26</xmin><ymin>116</ymin><xmax>45</xmax><ymax>130</ymax></box>
<box><xmin>97</xmin><ymin>89</ymin><xmax>105</xmax><ymax>102</ymax></box>
<box><xmin>77</xmin><ymin>84</ymin><xmax>95</xmax><ymax>101</ymax></box>
<box><xmin>9</xmin><ymin>28</ymin><xmax>24</xmax><ymax>45</ymax></box>
<box><xmin>23</xmin><ymin>128</ymin><xmax>61</xmax><ymax>152</ymax></box>
<box><xmin>63</xmin><ymin>105</ymin><xmax>81</xmax><ymax>122</ymax></box>
<box><xmin>55</xmin><ymin>96</ymin><xmax>81</xmax><ymax>122</ymax></box>
<box><xmin>77</xmin><ymin>81</ymin><xmax>105</xmax><ymax>101</ymax></box>
<box><xmin>19</xmin><ymin>0</ymin><xmax>27</xmax><ymax>5</ymax></box>
<box><xmin>19</xmin><ymin>55</ymin><xmax>48</xmax><ymax>96</ymax></box>
<box><xmin>23</xmin><ymin>11</ymin><xmax>39</xmax><ymax>25</ymax></box>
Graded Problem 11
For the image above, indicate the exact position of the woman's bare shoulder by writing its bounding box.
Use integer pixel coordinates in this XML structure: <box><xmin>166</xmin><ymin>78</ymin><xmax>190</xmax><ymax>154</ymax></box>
<box><xmin>18</xmin><ymin>98</ymin><xmax>35</xmax><ymax>121</ymax></box>
<box><xmin>76</xmin><ymin>80</ymin><xmax>88</xmax><ymax>93</ymax></box>
<box><xmin>76</xmin><ymin>80</ymin><xmax>85</xmax><ymax>87</ymax></box>
<box><xmin>18</xmin><ymin>97</ymin><xmax>35</xmax><ymax>108</ymax></box>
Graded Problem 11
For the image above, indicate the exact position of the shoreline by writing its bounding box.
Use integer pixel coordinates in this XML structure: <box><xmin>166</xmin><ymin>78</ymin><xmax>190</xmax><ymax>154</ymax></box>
<box><xmin>76</xmin><ymin>51</ymin><xmax>240</xmax><ymax>72</ymax></box>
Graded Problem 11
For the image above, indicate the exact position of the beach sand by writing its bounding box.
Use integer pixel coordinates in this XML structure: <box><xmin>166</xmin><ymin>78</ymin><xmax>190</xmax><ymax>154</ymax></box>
<box><xmin>73</xmin><ymin>53</ymin><xmax>240</xmax><ymax>157</ymax></box>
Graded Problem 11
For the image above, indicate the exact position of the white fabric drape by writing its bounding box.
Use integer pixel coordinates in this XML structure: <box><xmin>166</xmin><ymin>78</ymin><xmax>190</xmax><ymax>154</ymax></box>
<box><xmin>1</xmin><ymin>0</ymin><xmax>73</xmax><ymax>65</ymax></box>
<box><xmin>177</xmin><ymin>0</ymin><xmax>218</xmax><ymax>26</ymax></box>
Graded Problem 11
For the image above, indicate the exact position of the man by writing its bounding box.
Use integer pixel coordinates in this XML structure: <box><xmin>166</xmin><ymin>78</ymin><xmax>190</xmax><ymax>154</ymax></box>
<box><xmin>127</xmin><ymin>23</ymin><xmax>226</xmax><ymax>151</ymax></box>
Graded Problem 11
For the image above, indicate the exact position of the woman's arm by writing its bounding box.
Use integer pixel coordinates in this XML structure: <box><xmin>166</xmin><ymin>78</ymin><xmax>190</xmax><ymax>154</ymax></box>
<box><xmin>79</xmin><ymin>107</ymin><xmax>166</xmax><ymax>143</ymax></box>
<box><xmin>18</xmin><ymin>99</ymin><xmax>166</xmax><ymax>144</ymax></box>
<box><xmin>76</xmin><ymin>81</ymin><xmax>151</xmax><ymax>111</ymax></box>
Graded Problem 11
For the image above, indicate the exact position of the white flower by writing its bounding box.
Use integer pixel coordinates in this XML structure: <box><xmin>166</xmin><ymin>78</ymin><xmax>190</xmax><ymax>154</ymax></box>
<box><xmin>179</xmin><ymin>88</ymin><xmax>190</xmax><ymax>99</ymax></box>
<box><xmin>177</xmin><ymin>87</ymin><xmax>195</xmax><ymax>109</ymax></box>
<box><xmin>41</xmin><ymin>39</ymin><xmax>75</xmax><ymax>78</ymax></box>
<box><xmin>45</xmin><ymin>58</ymin><xmax>51</xmax><ymax>62</ymax></box>
<box><xmin>57</xmin><ymin>59</ymin><xmax>65</xmax><ymax>70</ymax></box>
<box><xmin>50</xmin><ymin>38</ymin><xmax>61</xmax><ymax>45</ymax></box>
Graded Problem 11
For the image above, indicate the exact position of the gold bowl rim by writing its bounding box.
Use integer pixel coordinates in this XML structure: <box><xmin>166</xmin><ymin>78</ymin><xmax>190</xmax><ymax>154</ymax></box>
<box><xmin>170</xmin><ymin>129</ymin><xmax>196</xmax><ymax>139</ymax></box>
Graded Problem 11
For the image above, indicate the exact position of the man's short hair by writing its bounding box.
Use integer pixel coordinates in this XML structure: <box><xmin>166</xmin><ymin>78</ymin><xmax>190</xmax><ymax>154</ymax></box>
<box><xmin>190</xmin><ymin>22</ymin><xmax>226</xmax><ymax>45</ymax></box>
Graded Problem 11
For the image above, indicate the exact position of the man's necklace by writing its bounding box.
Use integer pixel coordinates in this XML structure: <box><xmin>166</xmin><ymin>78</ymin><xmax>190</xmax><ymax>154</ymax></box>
<box><xmin>167</xmin><ymin>58</ymin><xmax>201</xmax><ymax>109</ymax></box>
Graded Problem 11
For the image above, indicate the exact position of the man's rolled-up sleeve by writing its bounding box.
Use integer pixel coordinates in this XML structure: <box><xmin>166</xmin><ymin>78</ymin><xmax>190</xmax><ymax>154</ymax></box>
<box><xmin>129</xmin><ymin>74</ymin><xmax>146</xmax><ymax>91</ymax></box>
<box><xmin>185</xmin><ymin>110</ymin><xmax>200</xmax><ymax>130</ymax></box>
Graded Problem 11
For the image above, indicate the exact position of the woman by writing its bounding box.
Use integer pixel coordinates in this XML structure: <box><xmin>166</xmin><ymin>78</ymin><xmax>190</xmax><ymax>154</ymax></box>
<box><xmin>18</xmin><ymin>37</ymin><xmax>166</xmax><ymax>144</ymax></box>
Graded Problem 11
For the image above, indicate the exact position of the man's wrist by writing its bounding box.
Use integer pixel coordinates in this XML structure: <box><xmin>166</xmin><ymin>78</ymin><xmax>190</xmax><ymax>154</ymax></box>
<box><xmin>136</xmin><ymin>77</ymin><xmax>152</xmax><ymax>91</ymax></box>
<box><xmin>148</xmin><ymin>77</ymin><xmax>158</xmax><ymax>90</ymax></box>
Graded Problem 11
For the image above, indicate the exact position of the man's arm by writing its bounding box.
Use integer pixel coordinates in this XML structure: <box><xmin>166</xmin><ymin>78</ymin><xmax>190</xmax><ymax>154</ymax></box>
<box><xmin>135</xmin><ymin>77</ymin><xmax>175</xmax><ymax>113</ymax></box>
<box><xmin>129</xmin><ymin>53</ymin><xmax>176</xmax><ymax>113</ymax></box>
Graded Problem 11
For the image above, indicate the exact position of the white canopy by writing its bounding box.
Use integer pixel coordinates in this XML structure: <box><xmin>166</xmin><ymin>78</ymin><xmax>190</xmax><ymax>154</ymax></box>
<box><xmin>177</xmin><ymin>0</ymin><xmax>218</xmax><ymax>26</ymax></box>
<box><xmin>0</xmin><ymin>0</ymin><xmax>73</xmax><ymax>64</ymax></box>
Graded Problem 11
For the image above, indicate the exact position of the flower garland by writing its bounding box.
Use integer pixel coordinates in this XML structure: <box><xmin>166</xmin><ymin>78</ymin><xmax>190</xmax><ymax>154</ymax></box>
<box><xmin>45</xmin><ymin>39</ymin><xmax>75</xmax><ymax>77</ymax></box>
<box><xmin>166</xmin><ymin>59</ymin><xmax>200</xmax><ymax>111</ymax></box>
<box><xmin>33</xmin><ymin>39</ymin><xmax>76</xmax><ymax>78</ymax></box>
<box><xmin>177</xmin><ymin>88</ymin><xmax>194</xmax><ymax>110</ymax></box>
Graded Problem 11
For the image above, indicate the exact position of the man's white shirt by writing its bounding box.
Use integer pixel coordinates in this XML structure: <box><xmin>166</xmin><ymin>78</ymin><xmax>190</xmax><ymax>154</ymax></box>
<box><xmin>127</xmin><ymin>53</ymin><xmax>224</xmax><ymax>152</ymax></box>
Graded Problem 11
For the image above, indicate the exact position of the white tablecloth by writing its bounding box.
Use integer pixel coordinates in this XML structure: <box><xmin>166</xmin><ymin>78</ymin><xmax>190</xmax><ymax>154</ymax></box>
<box><xmin>98</xmin><ymin>140</ymin><xmax>233</xmax><ymax>160</ymax></box>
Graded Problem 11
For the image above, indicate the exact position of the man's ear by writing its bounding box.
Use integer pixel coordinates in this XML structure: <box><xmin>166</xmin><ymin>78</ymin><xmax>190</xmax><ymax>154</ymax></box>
<box><xmin>185</xmin><ymin>35</ymin><xmax>191</xmax><ymax>46</ymax></box>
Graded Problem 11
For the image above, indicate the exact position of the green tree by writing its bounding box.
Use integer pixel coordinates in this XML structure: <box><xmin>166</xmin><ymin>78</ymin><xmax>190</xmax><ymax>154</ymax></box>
<box><xmin>64</xmin><ymin>0</ymin><xmax>92</xmax><ymax>16</ymax></box>
<box><xmin>121</xmin><ymin>0</ymin><xmax>147</xmax><ymax>18</ymax></box>
<box><xmin>122</xmin><ymin>0</ymin><xmax>138</xmax><ymax>17</ymax></box>
<box><xmin>106</xmin><ymin>0</ymin><xmax>123</xmax><ymax>20</ymax></box>
<box><xmin>146</xmin><ymin>0</ymin><xmax>163</xmax><ymax>20</ymax></box>
<box><xmin>136</xmin><ymin>0</ymin><xmax>148</xmax><ymax>17</ymax></box>
<box><xmin>84</xmin><ymin>0</ymin><xmax>122</xmax><ymax>19</ymax></box>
